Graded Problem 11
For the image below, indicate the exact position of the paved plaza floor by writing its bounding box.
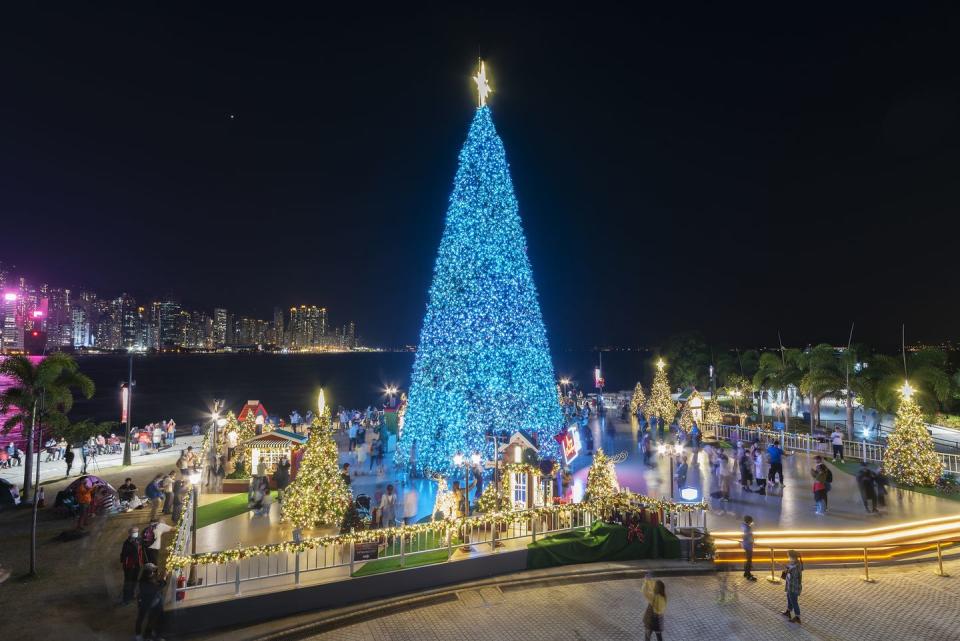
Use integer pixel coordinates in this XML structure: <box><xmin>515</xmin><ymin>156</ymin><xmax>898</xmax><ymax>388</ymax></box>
<box><xmin>191</xmin><ymin>412</ymin><xmax>960</xmax><ymax>553</ymax></box>
<box><xmin>304</xmin><ymin>558</ymin><xmax>960</xmax><ymax>641</ymax></box>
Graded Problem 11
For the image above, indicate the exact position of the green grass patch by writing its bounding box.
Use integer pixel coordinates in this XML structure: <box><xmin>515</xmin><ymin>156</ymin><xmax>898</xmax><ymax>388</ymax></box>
<box><xmin>196</xmin><ymin>491</ymin><xmax>277</xmax><ymax>529</ymax></box>
<box><xmin>351</xmin><ymin>548</ymin><xmax>449</xmax><ymax>577</ymax></box>
<box><xmin>826</xmin><ymin>459</ymin><xmax>960</xmax><ymax>502</ymax></box>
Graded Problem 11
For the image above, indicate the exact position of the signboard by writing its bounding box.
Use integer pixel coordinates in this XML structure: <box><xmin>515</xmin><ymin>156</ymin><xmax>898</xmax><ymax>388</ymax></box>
<box><xmin>556</xmin><ymin>425</ymin><xmax>582</xmax><ymax>465</ymax></box>
<box><xmin>594</xmin><ymin>367</ymin><xmax>604</xmax><ymax>389</ymax></box>
<box><xmin>353</xmin><ymin>541</ymin><xmax>379</xmax><ymax>561</ymax></box>
<box><xmin>772</xmin><ymin>421</ymin><xmax>785</xmax><ymax>431</ymax></box>
<box><xmin>679</xmin><ymin>487</ymin><xmax>700</xmax><ymax>502</ymax></box>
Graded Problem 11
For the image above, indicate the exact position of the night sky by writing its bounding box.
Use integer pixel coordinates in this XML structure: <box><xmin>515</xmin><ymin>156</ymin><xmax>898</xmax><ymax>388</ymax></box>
<box><xmin>3</xmin><ymin>5</ymin><xmax>959</xmax><ymax>349</ymax></box>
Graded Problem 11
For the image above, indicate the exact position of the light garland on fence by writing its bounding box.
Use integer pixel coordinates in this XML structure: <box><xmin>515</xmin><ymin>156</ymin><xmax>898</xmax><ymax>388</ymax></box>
<box><xmin>167</xmin><ymin>490</ymin><xmax>706</xmax><ymax>570</ymax></box>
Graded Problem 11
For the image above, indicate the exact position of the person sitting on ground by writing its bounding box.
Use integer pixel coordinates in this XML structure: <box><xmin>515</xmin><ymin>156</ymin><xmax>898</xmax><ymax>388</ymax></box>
<box><xmin>118</xmin><ymin>477</ymin><xmax>138</xmax><ymax>503</ymax></box>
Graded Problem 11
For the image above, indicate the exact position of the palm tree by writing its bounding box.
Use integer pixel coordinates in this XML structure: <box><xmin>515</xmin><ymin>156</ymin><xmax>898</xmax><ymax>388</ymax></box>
<box><xmin>752</xmin><ymin>349</ymin><xmax>801</xmax><ymax>426</ymax></box>
<box><xmin>0</xmin><ymin>354</ymin><xmax>94</xmax><ymax>502</ymax></box>
<box><xmin>798</xmin><ymin>344</ymin><xmax>844</xmax><ymax>431</ymax></box>
<box><xmin>851</xmin><ymin>350</ymin><xmax>953</xmax><ymax>418</ymax></box>
<box><xmin>0</xmin><ymin>354</ymin><xmax>93</xmax><ymax>578</ymax></box>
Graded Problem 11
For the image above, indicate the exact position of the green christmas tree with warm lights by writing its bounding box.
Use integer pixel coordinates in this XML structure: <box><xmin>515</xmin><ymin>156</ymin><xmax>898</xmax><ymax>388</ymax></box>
<box><xmin>648</xmin><ymin>360</ymin><xmax>676</xmax><ymax>426</ymax></box>
<box><xmin>585</xmin><ymin>449</ymin><xmax>619</xmax><ymax>501</ymax></box>
<box><xmin>282</xmin><ymin>410</ymin><xmax>353</xmax><ymax>530</ymax></box>
<box><xmin>629</xmin><ymin>382</ymin><xmax>646</xmax><ymax>415</ymax></box>
<box><xmin>704</xmin><ymin>399</ymin><xmax>723</xmax><ymax>425</ymax></box>
<box><xmin>883</xmin><ymin>385</ymin><xmax>943</xmax><ymax>487</ymax></box>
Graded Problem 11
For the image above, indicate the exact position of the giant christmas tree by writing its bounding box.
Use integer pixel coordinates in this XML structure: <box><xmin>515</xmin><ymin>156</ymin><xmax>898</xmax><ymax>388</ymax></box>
<box><xmin>648</xmin><ymin>359</ymin><xmax>676</xmax><ymax>426</ymax></box>
<box><xmin>883</xmin><ymin>383</ymin><xmax>943</xmax><ymax>487</ymax></box>
<box><xmin>397</xmin><ymin>65</ymin><xmax>562</xmax><ymax>475</ymax></box>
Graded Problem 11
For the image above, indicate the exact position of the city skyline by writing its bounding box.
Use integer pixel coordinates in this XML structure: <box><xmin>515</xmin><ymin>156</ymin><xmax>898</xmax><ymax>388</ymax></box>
<box><xmin>0</xmin><ymin>263</ymin><xmax>361</xmax><ymax>353</ymax></box>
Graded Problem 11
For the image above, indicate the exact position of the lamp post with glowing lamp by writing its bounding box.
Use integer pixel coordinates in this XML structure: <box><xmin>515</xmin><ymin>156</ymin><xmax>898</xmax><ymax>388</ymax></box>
<box><xmin>186</xmin><ymin>468</ymin><xmax>203</xmax><ymax>585</ymax></box>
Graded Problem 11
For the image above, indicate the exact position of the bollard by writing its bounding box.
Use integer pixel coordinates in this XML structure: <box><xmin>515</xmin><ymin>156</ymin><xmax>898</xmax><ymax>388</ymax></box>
<box><xmin>935</xmin><ymin>542</ymin><xmax>950</xmax><ymax>577</ymax></box>
<box><xmin>767</xmin><ymin>548</ymin><xmax>780</xmax><ymax>583</ymax></box>
<box><xmin>862</xmin><ymin>547</ymin><xmax>875</xmax><ymax>583</ymax></box>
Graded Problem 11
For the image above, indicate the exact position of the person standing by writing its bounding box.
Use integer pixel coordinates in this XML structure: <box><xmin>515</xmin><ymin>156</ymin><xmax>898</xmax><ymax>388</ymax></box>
<box><xmin>120</xmin><ymin>526</ymin><xmax>145</xmax><ymax>605</ymax></box>
<box><xmin>64</xmin><ymin>446</ymin><xmax>75</xmax><ymax>476</ymax></box>
<box><xmin>674</xmin><ymin>456</ymin><xmax>688</xmax><ymax>490</ymax></box>
<box><xmin>830</xmin><ymin>428</ymin><xmax>844</xmax><ymax>462</ymax></box>
<box><xmin>161</xmin><ymin>472</ymin><xmax>174</xmax><ymax>515</ymax></box>
<box><xmin>142</xmin><ymin>518</ymin><xmax>172</xmax><ymax>565</ymax></box>
<box><xmin>226</xmin><ymin>427</ymin><xmax>238</xmax><ymax>461</ymax></box>
<box><xmin>152</xmin><ymin>424</ymin><xmax>163</xmax><ymax>451</ymax></box>
<box><xmin>875</xmin><ymin>466</ymin><xmax>889</xmax><ymax>508</ymax></box>
<box><xmin>274</xmin><ymin>455</ymin><xmax>291</xmax><ymax>503</ymax></box>
<box><xmin>781</xmin><ymin>550</ymin><xmax>803</xmax><ymax>624</ymax></box>
<box><xmin>718</xmin><ymin>451</ymin><xmax>733</xmax><ymax>502</ymax></box>
<box><xmin>134</xmin><ymin>563</ymin><xmax>166</xmax><ymax>641</ymax></box>
<box><xmin>80</xmin><ymin>441</ymin><xmax>90</xmax><ymax>475</ymax></box>
<box><xmin>766</xmin><ymin>442</ymin><xmax>785</xmax><ymax>486</ymax></box>
<box><xmin>741</xmin><ymin>516</ymin><xmax>757</xmax><ymax>580</ymax></box>
<box><xmin>856</xmin><ymin>461</ymin><xmax>878</xmax><ymax>513</ymax></box>
<box><xmin>171</xmin><ymin>476</ymin><xmax>185</xmax><ymax>524</ymax></box>
<box><xmin>76</xmin><ymin>480</ymin><xmax>93</xmax><ymax>528</ymax></box>
<box><xmin>379</xmin><ymin>484</ymin><xmax>397</xmax><ymax>529</ymax></box>
<box><xmin>642</xmin><ymin>572</ymin><xmax>666</xmax><ymax>641</ymax></box>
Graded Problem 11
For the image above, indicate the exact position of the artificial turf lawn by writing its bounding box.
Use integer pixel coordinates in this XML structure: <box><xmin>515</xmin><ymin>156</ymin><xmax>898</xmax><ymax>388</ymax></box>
<box><xmin>195</xmin><ymin>491</ymin><xmax>278</xmax><ymax>528</ymax></box>
<box><xmin>351</xmin><ymin>548</ymin><xmax>450</xmax><ymax>576</ymax></box>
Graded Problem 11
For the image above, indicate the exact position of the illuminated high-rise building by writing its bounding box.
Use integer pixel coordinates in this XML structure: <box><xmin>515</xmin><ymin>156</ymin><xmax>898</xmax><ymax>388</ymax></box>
<box><xmin>213</xmin><ymin>308</ymin><xmax>228</xmax><ymax>347</ymax></box>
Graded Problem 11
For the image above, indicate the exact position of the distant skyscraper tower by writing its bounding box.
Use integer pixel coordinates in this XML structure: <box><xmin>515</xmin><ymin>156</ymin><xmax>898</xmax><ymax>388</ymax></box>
<box><xmin>272</xmin><ymin>307</ymin><xmax>284</xmax><ymax>346</ymax></box>
<box><xmin>72</xmin><ymin>307</ymin><xmax>91</xmax><ymax>348</ymax></box>
<box><xmin>157</xmin><ymin>300</ymin><xmax>181</xmax><ymax>349</ymax></box>
<box><xmin>1</xmin><ymin>291</ymin><xmax>23</xmax><ymax>352</ymax></box>
<box><xmin>213</xmin><ymin>308</ymin><xmax>228</xmax><ymax>347</ymax></box>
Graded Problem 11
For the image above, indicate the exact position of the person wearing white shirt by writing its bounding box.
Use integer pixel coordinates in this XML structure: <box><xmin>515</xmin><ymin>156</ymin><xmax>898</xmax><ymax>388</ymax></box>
<box><xmin>226</xmin><ymin>429</ymin><xmax>239</xmax><ymax>460</ymax></box>
<box><xmin>143</xmin><ymin>519</ymin><xmax>172</xmax><ymax>565</ymax></box>
<box><xmin>403</xmin><ymin>487</ymin><xmax>419</xmax><ymax>525</ymax></box>
<box><xmin>830</xmin><ymin>429</ymin><xmax>844</xmax><ymax>462</ymax></box>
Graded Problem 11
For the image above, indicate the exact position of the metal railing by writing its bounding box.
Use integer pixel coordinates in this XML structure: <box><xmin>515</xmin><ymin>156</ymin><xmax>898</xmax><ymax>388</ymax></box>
<box><xmin>168</xmin><ymin>494</ymin><xmax>706</xmax><ymax>606</ymax></box>
<box><xmin>709</xmin><ymin>423</ymin><xmax>960</xmax><ymax>474</ymax></box>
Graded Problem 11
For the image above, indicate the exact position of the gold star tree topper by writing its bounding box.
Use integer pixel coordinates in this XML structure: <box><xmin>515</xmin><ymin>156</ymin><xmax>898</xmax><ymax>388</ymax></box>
<box><xmin>473</xmin><ymin>60</ymin><xmax>492</xmax><ymax>108</ymax></box>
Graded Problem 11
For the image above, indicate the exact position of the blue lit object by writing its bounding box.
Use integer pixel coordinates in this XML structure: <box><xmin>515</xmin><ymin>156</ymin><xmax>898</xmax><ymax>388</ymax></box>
<box><xmin>396</xmin><ymin>106</ymin><xmax>562</xmax><ymax>475</ymax></box>
<box><xmin>679</xmin><ymin>487</ymin><xmax>700</xmax><ymax>502</ymax></box>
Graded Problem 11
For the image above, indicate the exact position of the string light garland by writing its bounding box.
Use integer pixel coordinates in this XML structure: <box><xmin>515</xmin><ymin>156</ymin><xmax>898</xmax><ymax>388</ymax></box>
<box><xmin>883</xmin><ymin>384</ymin><xmax>943</xmax><ymax>487</ymax></box>
<box><xmin>281</xmin><ymin>410</ymin><xmax>353</xmax><ymax>530</ymax></box>
<box><xmin>166</xmin><ymin>490</ymin><xmax>706</xmax><ymax>570</ymax></box>
<box><xmin>396</xmin><ymin>103</ymin><xmax>562</xmax><ymax>475</ymax></box>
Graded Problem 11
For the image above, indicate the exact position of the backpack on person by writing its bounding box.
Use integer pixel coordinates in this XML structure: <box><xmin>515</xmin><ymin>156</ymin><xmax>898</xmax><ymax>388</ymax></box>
<box><xmin>142</xmin><ymin>524</ymin><xmax>156</xmax><ymax>547</ymax></box>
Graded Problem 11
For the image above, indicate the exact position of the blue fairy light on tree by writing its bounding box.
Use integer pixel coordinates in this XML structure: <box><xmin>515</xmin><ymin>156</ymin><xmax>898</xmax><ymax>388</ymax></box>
<box><xmin>396</xmin><ymin>61</ymin><xmax>562</xmax><ymax>475</ymax></box>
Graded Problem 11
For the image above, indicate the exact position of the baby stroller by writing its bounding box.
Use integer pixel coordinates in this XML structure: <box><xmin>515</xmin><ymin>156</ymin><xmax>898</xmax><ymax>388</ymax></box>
<box><xmin>355</xmin><ymin>494</ymin><xmax>371</xmax><ymax>520</ymax></box>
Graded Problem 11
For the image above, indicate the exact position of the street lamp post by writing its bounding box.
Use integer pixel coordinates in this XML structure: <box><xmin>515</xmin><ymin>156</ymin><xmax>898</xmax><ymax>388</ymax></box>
<box><xmin>122</xmin><ymin>354</ymin><xmax>134</xmax><ymax>466</ymax></box>
<box><xmin>657</xmin><ymin>442</ymin><xmax>680</xmax><ymax>499</ymax></box>
<box><xmin>187</xmin><ymin>469</ymin><xmax>202</xmax><ymax>585</ymax></box>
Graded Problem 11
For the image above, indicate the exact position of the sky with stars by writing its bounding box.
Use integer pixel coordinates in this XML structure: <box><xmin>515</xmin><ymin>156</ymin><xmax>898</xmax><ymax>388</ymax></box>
<box><xmin>2</xmin><ymin>5</ymin><xmax>960</xmax><ymax>349</ymax></box>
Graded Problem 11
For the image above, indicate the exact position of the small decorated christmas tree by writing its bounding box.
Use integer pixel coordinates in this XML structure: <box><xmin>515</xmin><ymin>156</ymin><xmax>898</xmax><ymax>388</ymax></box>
<box><xmin>282</xmin><ymin>410</ymin><xmax>353</xmax><ymax>530</ymax></box>
<box><xmin>585</xmin><ymin>449</ymin><xmax>619</xmax><ymax>502</ymax></box>
<box><xmin>629</xmin><ymin>382</ymin><xmax>646</xmax><ymax>415</ymax></box>
<box><xmin>883</xmin><ymin>383</ymin><xmax>943</xmax><ymax>487</ymax></box>
<box><xmin>704</xmin><ymin>398</ymin><xmax>723</xmax><ymax>425</ymax></box>
<box><xmin>678</xmin><ymin>403</ymin><xmax>694</xmax><ymax>432</ymax></box>
<box><xmin>648</xmin><ymin>359</ymin><xmax>676</xmax><ymax>425</ymax></box>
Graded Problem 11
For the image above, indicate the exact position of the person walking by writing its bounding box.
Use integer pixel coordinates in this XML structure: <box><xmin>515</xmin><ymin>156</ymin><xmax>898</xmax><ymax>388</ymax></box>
<box><xmin>781</xmin><ymin>550</ymin><xmax>803</xmax><ymax>624</ymax></box>
<box><xmin>856</xmin><ymin>461</ymin><xmax>878</xmax><ymax>513</ymax></box>
<box><xmin>171</xmin><ymin>476</ymin><xmax>185</xmax><ymax>524</ymax></box>
<box><xmin>875</xmin><ymin>466</ymin><xmax>889</xmax><ymax>508</ymax></box>
<box><xmin>76</xmin><ymin>480</ymin><xmax>93</xmax><ymax>528</ymax></box>
<box><xmin>741</xmin><ymin>516</ymin><xmax>757</xmax><ymax>581</ymax></box>
<box><xmin>403</xmin><ymin>487</ymin><xmax>419</xmax><ymax>525</ymax></box>
<box><xmin>146</xmin><ymin>474</ymin><xmax>164</xmax><ymax>521</ymax></box>
<box><xmin>642</xmin><ymin>572</ymin><xmax>666</xmax><ymax>641</ymax></box>
<box><xmin>811</xmin><ymin>456</ymin><xmax>829</xmax><ymax>515</ymax></box>
<box><xmin>830</xmin><ymin>428</ymin><xmax>844</xmax><ymax>462</ymax></box>
<box><xmin>718</xmin><ymin>451</ymin><xmax>733</xmax><ymax>502</ymax></box>
<box><xmin>120</xmin><ymin>526</ymin><xmax>145</xmax><ymax>605</ymax></box>
<box><xmin>64</xmin><ymin>446</ymin><xmax>75</xmax><ymax>476</ymax></box>
<box><xmin>134</xmin><ymin>563</ymin><xmax>166</xmax><ymax>641</ymax></box>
